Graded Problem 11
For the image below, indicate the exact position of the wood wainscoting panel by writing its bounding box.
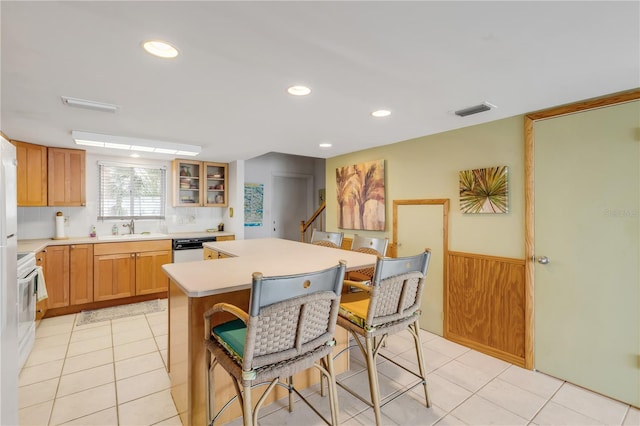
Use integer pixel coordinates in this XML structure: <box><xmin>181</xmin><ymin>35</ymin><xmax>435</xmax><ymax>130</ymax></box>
<box><xmin>446</xmin><ymin>251</ymin><xmax>526</xmax><ymax>366</ymax></box>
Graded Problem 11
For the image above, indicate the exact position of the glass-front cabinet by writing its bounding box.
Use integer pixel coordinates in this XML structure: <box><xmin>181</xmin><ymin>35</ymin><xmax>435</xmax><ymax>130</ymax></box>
<box><xmin>204</xmin><ymin>162</ymin><xmax>227</xmax><ymax>207</ymax></box>
<box><xmin>172</xmin><ymin>159</ymin><xmax>228</xmax><ymax>207</ymax></box>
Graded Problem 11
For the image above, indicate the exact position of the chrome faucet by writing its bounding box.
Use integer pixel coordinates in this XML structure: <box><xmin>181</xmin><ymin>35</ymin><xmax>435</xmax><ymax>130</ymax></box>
<box><xmin>122</xmin><ymin>218</ymin><xmax>135</xmax><ymax>234</ymax></box>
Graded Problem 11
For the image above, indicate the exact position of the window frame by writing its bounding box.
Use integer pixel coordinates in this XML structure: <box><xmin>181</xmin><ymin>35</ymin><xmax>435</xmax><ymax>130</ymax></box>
<box><xmin>97</xmin><ymin>161</ymin><xmax>167</xmax><ymax>221</ymax></box>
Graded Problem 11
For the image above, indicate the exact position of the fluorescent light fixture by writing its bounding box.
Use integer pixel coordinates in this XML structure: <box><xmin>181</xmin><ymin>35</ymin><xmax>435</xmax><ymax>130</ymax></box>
<box><xmin>72</xmin><ymin>131</ymin><xmax>201</xmax><ymax>156</ymax></box>
<box><xmin>61</xmin><ymin>96</ymin><xmax>118</xmax><ymax>113</ymax></box>
<box><xmin>143</xmin><ymin>40</ymin><xmax>179</xmax><ymax>58</ymax></box>
<box><xmin>287</xmin><ymin>85</ymin><xmax>311</xmax><ymax>96</ymax></box>
<box><xmin>371</xmin><ymin>109</ymin><xmax>391</xmax><ymax>117</ymax></box>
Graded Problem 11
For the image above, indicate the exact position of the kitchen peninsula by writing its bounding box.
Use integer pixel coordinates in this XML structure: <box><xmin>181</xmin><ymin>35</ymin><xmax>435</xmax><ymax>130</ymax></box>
<box><xmin>162</xmin><ymin>238</ymin><xmax>377</xmax><ymax>425</ymax></box>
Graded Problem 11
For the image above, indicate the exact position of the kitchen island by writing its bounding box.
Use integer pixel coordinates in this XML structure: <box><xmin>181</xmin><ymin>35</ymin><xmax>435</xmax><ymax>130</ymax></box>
<box><xmin>162</xmin><ymin>238</ymin><xmax>377</xmax><ymax>426</ymax></box>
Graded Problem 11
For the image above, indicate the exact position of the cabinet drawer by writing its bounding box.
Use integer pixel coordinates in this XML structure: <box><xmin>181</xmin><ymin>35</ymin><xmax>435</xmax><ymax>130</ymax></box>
<box><xmin>94</xmin><ymin>240</ymin><xmax>171</xmax><ymax>255</ymax></box>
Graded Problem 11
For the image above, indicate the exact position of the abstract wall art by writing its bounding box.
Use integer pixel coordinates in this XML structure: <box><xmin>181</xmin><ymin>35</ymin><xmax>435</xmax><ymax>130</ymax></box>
<box><xmin>459</xmin><ymin>166</ymin><xmax>509</xmax><ymax>214</ymax></box>
<box><xmin>336</xmin><ymin>159</ymin><xmax>385</xmax><ymax>230</ymax></box>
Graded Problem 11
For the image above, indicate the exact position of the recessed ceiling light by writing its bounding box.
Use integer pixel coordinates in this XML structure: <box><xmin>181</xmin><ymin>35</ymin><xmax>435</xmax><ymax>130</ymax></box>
<box><xmin>130</xmin><ymin>153</ymin><xmax>140</xmax><ymax>158</ymax></box>
<box><xmin>287</xmin><ymin>85</ymin><xmax>311</xmax><ymax>96</ymax></box>
<box><xmin>371</xmin><ymin>110</ymin><xmax>391</xmax><ymax>118</ymax></box>
<box><xmin>142</xmin><ymin>40</ymin><xmax>179</xmax><ymax>58</ymax></box>
<box><xmin>319</xmin><ymin>143</ymin><xmax>332</xmax><ymax>148</ymax></box>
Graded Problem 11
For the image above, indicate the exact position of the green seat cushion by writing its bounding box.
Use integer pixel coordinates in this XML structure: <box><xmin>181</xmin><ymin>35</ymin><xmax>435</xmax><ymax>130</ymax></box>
<box><xmin>339</xmin><ymin>292</ymin><xmax>370</xmax><ymax>329</ymax></box>
<box><xmin>213</xmin><ymin>318</ymin><xmax>246</xmax><ymax>362</ymax></box>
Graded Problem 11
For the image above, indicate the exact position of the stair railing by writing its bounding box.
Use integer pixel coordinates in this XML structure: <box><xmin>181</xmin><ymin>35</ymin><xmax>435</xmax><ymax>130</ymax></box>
<box><xmin>300</xmin><ymin>201</ymin><xmax>326</xmax><ymax>242</ymax></box>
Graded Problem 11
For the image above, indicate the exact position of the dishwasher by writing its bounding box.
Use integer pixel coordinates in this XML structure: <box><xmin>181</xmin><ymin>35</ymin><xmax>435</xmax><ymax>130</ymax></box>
<box><xmin>172</xmin><ymin>236</ymin><xmax>219</xmax><ymax>262</ymax></box>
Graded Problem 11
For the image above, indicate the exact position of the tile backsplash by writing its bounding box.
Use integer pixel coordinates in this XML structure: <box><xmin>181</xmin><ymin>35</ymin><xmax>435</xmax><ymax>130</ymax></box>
<box><xmin>17</xmin><ymin>205</ymin><xmax>224</xmax><ymax>240</ymax></box>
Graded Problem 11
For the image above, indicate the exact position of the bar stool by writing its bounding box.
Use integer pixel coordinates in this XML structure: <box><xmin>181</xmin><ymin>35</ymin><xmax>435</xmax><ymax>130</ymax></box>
<box><xmin>336</xmin><ymin>250</ymin><xmax>432</xmax><ymax>425</ymax></box>
<box><xmin>204</xmin><ymin>261</ymin><xmax>346</xmax><ymax>426</ymax></box>
<box><xmin>310</xmin><ymin>230</ymin><xmax>344</xmax><ymax>248</ymax></box>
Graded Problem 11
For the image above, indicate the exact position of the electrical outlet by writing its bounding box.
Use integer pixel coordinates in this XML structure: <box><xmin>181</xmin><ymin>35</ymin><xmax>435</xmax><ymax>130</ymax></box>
<box><xmin>64</xmin><ymin>216</ymin><xmax>70</xmax><ymax>226</ymax></box>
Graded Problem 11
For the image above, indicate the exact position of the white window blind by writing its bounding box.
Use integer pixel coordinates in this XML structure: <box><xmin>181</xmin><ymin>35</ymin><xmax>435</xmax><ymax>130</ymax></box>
<box><xmin>98</xmin><ymin>162</ymin><xmax>166</xmax><ymax>220</ymax></box>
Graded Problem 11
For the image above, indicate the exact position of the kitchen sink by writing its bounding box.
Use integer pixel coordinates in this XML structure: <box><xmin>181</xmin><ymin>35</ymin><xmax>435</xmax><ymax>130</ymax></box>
<box><xmin>98</xmin><ymin>233</ymin><xmax>168</xmax><ymax>241</ymax></box>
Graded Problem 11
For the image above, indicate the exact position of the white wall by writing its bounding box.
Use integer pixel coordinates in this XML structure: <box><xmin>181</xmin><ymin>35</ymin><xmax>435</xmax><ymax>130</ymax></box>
<box><xmin>244</xmin><ymin>152</ymin><xmax>325</xmax><ymax>240</ymax></box>
<box><xmin>17</xmin><ymin>153</ymin><xmax>228</xmax><ymax>239</ymax></box>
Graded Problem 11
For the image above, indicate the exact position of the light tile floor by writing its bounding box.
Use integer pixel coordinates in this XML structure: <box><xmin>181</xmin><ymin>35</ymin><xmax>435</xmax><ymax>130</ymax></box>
<box><xmin>18</xmin><ymin>302</ymin><xmax>639</xmax><ymax>425</ymax></box>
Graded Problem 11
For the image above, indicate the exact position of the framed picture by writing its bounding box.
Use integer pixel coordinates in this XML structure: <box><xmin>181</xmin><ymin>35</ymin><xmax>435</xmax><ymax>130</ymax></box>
<box><xmin>336</xmin><ymin>159</ymin><xmax>385</xmax><ymax>230</ymax></box>
<box><xmin>459</xmin><ymin>166</ymin><xmax>509</xmax><ymax>214</ymax></box>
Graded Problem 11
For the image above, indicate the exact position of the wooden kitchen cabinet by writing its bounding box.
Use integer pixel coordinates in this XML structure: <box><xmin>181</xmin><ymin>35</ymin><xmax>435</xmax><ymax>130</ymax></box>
<box><xmin>42</xmin><ymin>244</ymin><xmax>95</xmax><ymax>309</ymax></box>
<box><xmin>35</xmin><ymin>249</ymin><xmax>48</xmax><ymax>321</ymax></box>
<box><xmin>43</xmin><ymin>246</ymin><xmax>70</xmax><ymax>309</ymax></box>
<box><xmin>172</xmin><ymin>159</ymin><xmax>228</xmax><ymax>207</ymax></box>
<box><xmin>48</xmin><ymin>147</ymin><xmax>86</xmax><ymax>206</ymax></box>
<box><xmin>173</xmin><ymin>159</ymin><xmax>203</xmax><ymax>206</ymax></box>
<box><xmin>203</xmin><ymin>236</ymin><xmax>236</xmax><ymax>260</ymax></box>
<box><xmin>12</xmin><ymin>140</ymin><xmax>48</xmax><ymax>206</ymax></box>
<box><xmin>203</xmin><ymin>162</ymin><xmax>228</xmax><ymax>207</ymax></box>
<box><xmin>69</xmin><ymin>244</ymin><xmax>94</xmax><ymax>305</ymax></box>
<box><xmin>135</xmin><ymin>250</ymin><xmax>171</xmax><ymax>295</ymax></box>
<box><xmin>94</xmin><ymin>240</ymin><xmax>171</xmax><ymax>301</ymax></box>
<box><xmin>94</xmin><ymin>253</ymin><xmax>136</xmax><ymax>302</ymax></box>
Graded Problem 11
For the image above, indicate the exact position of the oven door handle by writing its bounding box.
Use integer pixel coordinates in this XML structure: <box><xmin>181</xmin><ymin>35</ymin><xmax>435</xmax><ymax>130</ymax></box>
<box><xmin>18</xmin><ymin>268</ymin><xmax>39</xmax><ymax>286</ymax></box>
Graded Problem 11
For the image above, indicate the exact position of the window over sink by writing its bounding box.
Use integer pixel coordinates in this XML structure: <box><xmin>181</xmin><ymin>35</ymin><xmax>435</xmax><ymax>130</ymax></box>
<box><xmin>98</xmin><ymin>161</ymin><xmax>166</xmax><ymax>220</ymax></box>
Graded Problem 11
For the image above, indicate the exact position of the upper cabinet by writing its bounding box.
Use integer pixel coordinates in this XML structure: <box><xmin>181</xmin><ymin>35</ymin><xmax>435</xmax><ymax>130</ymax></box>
<box><xmin>172</xmin><ymin>159</ymin><xmax>228</xmax><ymax>207</ymax></box>
<box><xmin>12</xmin><ymin>140</ymin><xmax>48</xmax><ymax>206</ymax></box>
<box><xmin>48</xmin><ymin>147</ymin><xmax>86</xmax><ymax>206</ymax></box>
<box><xmin>12</xmin><ymin>140</ymin><xmax>86</xmax><ymax>207</ymax></box>
<box><xmin>203</xmin><ymin>162</ymin><xmax>227</xmax><ymax>207</ymax></box>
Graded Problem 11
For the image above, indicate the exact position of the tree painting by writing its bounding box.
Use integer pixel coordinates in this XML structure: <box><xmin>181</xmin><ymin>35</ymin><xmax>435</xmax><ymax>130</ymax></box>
<box><xmin>336</xmin><ymin>160</ymin><xmax>385</xmax><ymax>230</ymax></box>
<box><xmin>459</xmin><ymin>166</ymin><xmax>509</xmax><ymax>214</ymax></box>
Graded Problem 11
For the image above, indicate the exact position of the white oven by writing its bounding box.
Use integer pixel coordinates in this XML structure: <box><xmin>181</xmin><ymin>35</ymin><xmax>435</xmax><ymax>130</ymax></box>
<box><xmin>17</xmin><ymin>252</ymin><xmax>36</xmax><ymax>371</ymax></box>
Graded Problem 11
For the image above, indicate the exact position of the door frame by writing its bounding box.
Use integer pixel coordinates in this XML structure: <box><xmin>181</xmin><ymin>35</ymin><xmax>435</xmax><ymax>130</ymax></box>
<box><xmin>270</xmin><ymin>172</ymin><xmax>314</xmax><ymax>239</ymax></box>
<box><xmin>523</xmin><ymin>88</ymin><xmax>640</xmax><ymax>370</ymax></box>
<box><xmin>392</xmin><ymin>198</ymin><xmax>449</xmax><ymax>329</ymax></box>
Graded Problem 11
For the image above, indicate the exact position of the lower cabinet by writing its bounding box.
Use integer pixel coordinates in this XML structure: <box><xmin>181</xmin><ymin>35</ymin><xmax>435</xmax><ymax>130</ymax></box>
<box><xmin>35</xmin><ymin>249</ymin><xmax>48</xmax><ymax>320</ymax></box>
<box><xmin>203</xmin><ymin>236</ymin><xmax>236</xmax><ymax>260</ymax></box>
<box><xmin>93</xmin><ymin>240</ymin><xmax>171</xmax><ymax>302</ymax></box>
<box><xmin>43</xmin><ymin>244</ymin><xmax>93</xmax><ymax>309</ymax></box>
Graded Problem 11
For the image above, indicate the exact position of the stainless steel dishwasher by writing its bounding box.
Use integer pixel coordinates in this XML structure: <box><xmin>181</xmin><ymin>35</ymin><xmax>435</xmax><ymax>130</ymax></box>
<box><xmin>172</xmin><ymin>236</ymin><xmax>219</xmax><ymax>262</ymax></box>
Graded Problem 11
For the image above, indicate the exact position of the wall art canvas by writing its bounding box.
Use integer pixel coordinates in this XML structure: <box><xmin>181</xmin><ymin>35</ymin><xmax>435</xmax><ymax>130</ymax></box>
<box><xmin>459</xmin><ymin>166</ymin><xmax>509</xmax><ymax>214</ymax></box>
<box><xmin>336</xmin><ymin>159</ymin><xmax>385</xmax><ymax>230</ymax></box>
<box><xmin>244</xmin><ymin>183</ymin><xmax>264</xmax><ymax>226</ymax></box>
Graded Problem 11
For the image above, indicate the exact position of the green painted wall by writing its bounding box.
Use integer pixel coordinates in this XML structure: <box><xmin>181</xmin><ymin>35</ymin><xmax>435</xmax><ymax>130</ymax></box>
<box><xmin>326</xmin><ymin>115</ymin><xmax>525</xmax><ymax>259</ymax></box>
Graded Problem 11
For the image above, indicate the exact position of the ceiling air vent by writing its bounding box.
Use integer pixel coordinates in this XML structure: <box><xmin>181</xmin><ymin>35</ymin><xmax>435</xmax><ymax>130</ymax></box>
<box><xmin>454</xmin><ymin>102</ymin><xmax>495</xmax><ymax>117</ymax></box>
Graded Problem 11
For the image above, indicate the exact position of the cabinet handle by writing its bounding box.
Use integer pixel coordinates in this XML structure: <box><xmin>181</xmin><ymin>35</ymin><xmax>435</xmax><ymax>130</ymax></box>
<box><xmin>71</xmin><ymin>245</ymin><xmax>76</xmax><ymax>249</ymax></box>
<box><xmin>131</xmin><ymin>253</ymin><xmax>135</xmax><ymax>258</ymax></box>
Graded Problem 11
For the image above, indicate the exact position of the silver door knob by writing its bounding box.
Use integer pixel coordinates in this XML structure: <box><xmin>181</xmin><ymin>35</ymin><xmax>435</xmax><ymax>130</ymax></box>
<box><xmin>537</xmin><ymin>256</ymin><xmax>550</xmax><ymax>264</ymax></box>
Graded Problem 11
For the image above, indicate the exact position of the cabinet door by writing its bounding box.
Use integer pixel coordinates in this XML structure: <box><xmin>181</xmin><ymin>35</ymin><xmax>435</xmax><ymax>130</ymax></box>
<box><xmin>93</xmin><ymin>253</ymin><xmax>136</xmax><ymax>301</ymax></box>
<box><xmin>216</xmin><ymin>235</ymin><xmax>235</xmax><ymax>242</ymax></box>
<box><xmin>44</xmin><ymin>246</ymin><xmax>70</xmax><ymax>308</ymax></box>
<box><xmin>135</xmin><ymin>250</ymin><xmax>171</xmax><ymax>295</ymax></box>
<box><xmin>203</xmin><ymin>162</ymin><xmax>228</xmax><ymax>207</ymax></box>
<box><xmin>12</xmin><ymin>141</ymin><xmax>47</xmax><ymax>206</ymax></box>
<box><xmin>48</xmin><ymin>147</ymin><xmax>86</xmax><ymax>206</ymax></box>
<box><xmin>35</xmin><ymin>249</ymin><xmax>48</xmax><ymax>320</ymax></box>
<box><xmin>173</xmin><ymin>159</ymin><xmax>203</xmax><ymax>206</ymax></box>
<box><xmin>203</xmin><ymin>247</ymin><xmax>218</xmax><ymax>260</ymax></box>
<box><xmin>70</xmin><ymin>244</ymin><xmax>94</xmax><ymax>305</ymax></box>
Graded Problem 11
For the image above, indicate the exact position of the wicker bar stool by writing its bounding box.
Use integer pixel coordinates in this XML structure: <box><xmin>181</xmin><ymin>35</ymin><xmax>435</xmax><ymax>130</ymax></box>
<box><xmin>310</xmin><ymin>230</ymin><xmax>344</xmax><ymax>248</ymax></box>
<box><xmin>204</xmin><ymin>261</ymin><xmax>346</xmax><ymax>426</ymax></box>
<box><xmin>336</xmin><ymin>250</ymin><xmax>432</xmax><ymax>426</ymax></box>
<box><xmin>346</xmin><ymin>235</ymin><xmax>389</xmax><ymax>282</ymax></box>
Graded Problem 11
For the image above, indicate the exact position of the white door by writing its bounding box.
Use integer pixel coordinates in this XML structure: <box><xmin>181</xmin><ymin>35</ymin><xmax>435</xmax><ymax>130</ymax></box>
<box><xmin>396</xmin><ymin>202</ymin><xmax>445</xmax><ymax>336</ymax></box>
<box><xmin>272</xmin><ymin>175</ymin><xmax>312</xmax><ymax>241</ymax></box>
<box><xmin>534</xmin><ymin>100</ymin><xmax>639</xmax><ymax>406</ymax></box>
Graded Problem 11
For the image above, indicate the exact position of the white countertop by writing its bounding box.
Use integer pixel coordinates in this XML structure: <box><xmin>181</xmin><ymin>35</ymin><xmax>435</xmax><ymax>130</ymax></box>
<box><xmin>162</xmin><ymin>238</ymin><xmax>377</xmax><ymax>298</ymax></box>
<box><xmin>17</xmin><ymin>231</ymin><xmax>235</xmax><ymax>254</ymax></box>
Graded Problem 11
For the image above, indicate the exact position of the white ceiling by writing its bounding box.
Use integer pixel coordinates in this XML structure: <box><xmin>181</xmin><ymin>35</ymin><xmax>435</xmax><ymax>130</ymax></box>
<box><xmin>1</xmin><ymin>1</ymin><xmax>638</xmax><ymax>162</ymax></box>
